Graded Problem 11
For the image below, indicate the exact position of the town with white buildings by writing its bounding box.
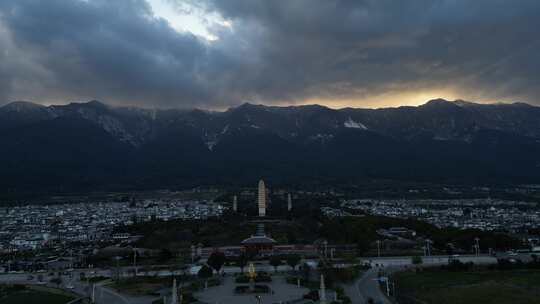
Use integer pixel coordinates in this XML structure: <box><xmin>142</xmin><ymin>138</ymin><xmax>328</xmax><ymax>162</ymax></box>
<box><xmin>0</xmin><ymin>200</ymin><xmax>225</xmax><ymax>253</ymax></box>
<box><xmin>334</xmin><ymin>198</ymin><xmax>540</xmax><ymax>232</ymax></box>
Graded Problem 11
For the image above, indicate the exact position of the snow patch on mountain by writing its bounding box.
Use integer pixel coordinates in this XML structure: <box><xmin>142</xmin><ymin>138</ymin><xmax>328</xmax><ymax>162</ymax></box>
<box><xmin>309</xmin><ymin>134</ymin><xmax>334</xmax><ymax>144</ymax></box>
<box><xmin>433</xmin><ymin>136</ymin><xmax>450</xmax><ymax>141</ymax></box>
<box><xmin>97</xmin><ymin>115</ymin><xmax>138</xmax><ymax>146</ymax></box>
<box><xmin>221</xmin><ymin>124</ymin><xmax>229</xmax><ymax>134</ymax></box>
<box><xmin>206</xmin><ymin>140</ymin><xmax>217</xmax><ymax>151</ymax></box>
<box><xmin>344</xmin><ymin>117</ymin><xmax>368</xmax><ymax>130</ymax></box>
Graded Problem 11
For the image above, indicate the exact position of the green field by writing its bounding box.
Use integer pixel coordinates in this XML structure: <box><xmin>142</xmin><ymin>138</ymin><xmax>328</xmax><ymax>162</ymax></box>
<box><xmin>1</xmin><ymin>289</ymin><xmax>74</xmax><ymax>304</ymax></box>
<box><xmin>394</xmin><ymin>269</ymin><xmax>540</xmax><ymax>304</ymax></box>
<box><xmin>110</xmin><ymin>276</ymin><xmax>172</xmax><ymax>296</ymax></box>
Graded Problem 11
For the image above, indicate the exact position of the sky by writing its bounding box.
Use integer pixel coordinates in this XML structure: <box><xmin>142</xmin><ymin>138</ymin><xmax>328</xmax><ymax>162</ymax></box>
<box><xmin>0</xmin><ymin>0</ymin><xmax>539</xmax><ymax>109</ymax></box>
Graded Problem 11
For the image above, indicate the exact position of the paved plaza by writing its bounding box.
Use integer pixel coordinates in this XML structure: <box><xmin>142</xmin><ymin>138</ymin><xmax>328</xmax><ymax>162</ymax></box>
<box><xmin>195</xmin><ymin>275</ymin><xmax>309</xmax><ymax>304</ymax></box>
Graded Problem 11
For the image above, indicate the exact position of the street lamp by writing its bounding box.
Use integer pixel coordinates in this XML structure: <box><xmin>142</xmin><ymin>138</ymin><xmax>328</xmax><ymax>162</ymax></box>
<box><xmin>69</xmin><ymin>249</ymin><xmax>73</xmax><ymax>269</ymax></box>
<box><xmin>113</xmin><ymin>256</ymin><xmax>122</xmax><ymax>281</ymax></box>
<box><xmin>133</xmin><ymin>248</ymin><xmax>138</xmax><ymax>276</ymax></box>
<box><xmin>91</xmin><ymin>283</ymin><xmax>96</xmax><ymax>303</ymax></box>
<box><xmin>379</xmin><ymin>276</ymin><xmax>390</xmax><ymax>296</ymax></box>
<box><xmin>426</xmin><ymin>239</ymin><xmax>432</xmax><ymax>257</ymax></box>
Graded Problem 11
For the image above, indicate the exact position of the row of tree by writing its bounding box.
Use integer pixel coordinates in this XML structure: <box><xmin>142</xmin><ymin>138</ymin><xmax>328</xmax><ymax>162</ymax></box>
<box><xmin>198</xmin><ymin>251</ymin><xmax>303</xmax><ymax>279</ymax></box>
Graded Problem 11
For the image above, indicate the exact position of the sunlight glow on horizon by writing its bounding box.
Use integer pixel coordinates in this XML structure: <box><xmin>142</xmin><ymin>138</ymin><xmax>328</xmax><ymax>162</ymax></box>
<box><xmin>286</xmin><ymin>89</ymin><xmax>463</xmax><ymax>110</ymax></box>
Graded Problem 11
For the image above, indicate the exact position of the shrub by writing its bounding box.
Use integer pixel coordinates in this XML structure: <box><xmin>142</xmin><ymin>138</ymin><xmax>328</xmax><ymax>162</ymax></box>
<box><xmin>411</xmin><ymin>256</ymin><xmax>423</xmax><ymax>265</ymax></box>
<box><xmin>442</xmin><ymin>259</ymin><xmax>474</xmax><ymax>271</ymax></box>
<box><xmin>50</xmin><ymin>277</ymin><xmax>63</xmax><ymax>286</ymax></box>
<box><xmin>303</xmin><ymin>290</ymin><xmax>320</xmax><ymax>300</ymax></box>
<box><xmin>269</xmin><ymin>256</ymin><xmax>282</xmax><ymax>272</ymax></box>
<box><xmin>287</xmin><ymin>254</ymin><xmax>301</xmax><ymax>271</ymax></box>
<box><xmin>235</xmin><ymin>274</ymin><xmax>271</xmax><ymax>283</ymax></box>
<box><xmin>286</xmin><ymin>276</ymin><xmax>302</xmax><ymax>285</ymax></box>
<box><xmin>234</xmin><ymin>285</ymin><xmax>270</xmax><ymax>293</ymax></box>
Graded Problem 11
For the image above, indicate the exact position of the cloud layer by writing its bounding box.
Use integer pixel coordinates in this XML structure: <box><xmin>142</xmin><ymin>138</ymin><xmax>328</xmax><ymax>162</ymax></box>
<box><xmin>0</xmin><ymin>0</ymin><xmax>539</xmax><ymax>108</ymax></box>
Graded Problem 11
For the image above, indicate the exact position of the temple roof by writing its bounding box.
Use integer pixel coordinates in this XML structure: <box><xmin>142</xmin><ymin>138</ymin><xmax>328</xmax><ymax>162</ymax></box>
<box><xmin>241</xmin><ymin>223</ymin><xmax>276</xmax><ymax>244</ymax></box>
<box><xmin>241</xmin><ymin>235</ymin><xmax>277</xmax><ymax>244</ymax></box>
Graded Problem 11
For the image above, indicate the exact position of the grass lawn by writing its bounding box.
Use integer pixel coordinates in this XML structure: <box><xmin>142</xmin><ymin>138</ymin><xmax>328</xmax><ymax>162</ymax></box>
<box><xmin>110</xmin><ymin>276</ymin><xmax>216</xmax><ymax>297</ymax></box>
<box><xmin>394</xmin><ymin>269</ymin><xmax>540</xmax><ymax>304</ymax></box>
<box><xmin>1</xmin><ymin>289</ymin><xmax>74</xmax><ymax>304</ymax></box>
<box><xmin>109</xmin><ymin>276</ymin><xmax>172</xmax><ymax>296</ymax></box>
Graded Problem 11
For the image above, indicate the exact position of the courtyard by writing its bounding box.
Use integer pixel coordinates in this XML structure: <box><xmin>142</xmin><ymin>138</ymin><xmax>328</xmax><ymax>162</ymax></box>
<box><xmin>195</xmin><ymin>275</ymin><xmax>310</xmax><ymax>304</ymax></box>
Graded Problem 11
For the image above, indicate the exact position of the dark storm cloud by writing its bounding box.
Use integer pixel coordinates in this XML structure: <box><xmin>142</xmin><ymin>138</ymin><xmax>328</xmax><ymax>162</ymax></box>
<box><xmin>0</xmin><ymin>0</ymin><xmax>213</xmax><ymax>107</ymax></box>
<box><xmin>0</xmin><ymin>0</ymin><xmax>539</xmax><ymax>108</ymax></box>
<box><xmin>194</xmin><ymin>0</ymin><xmax>540</xmax><ymax>104</ymax></box>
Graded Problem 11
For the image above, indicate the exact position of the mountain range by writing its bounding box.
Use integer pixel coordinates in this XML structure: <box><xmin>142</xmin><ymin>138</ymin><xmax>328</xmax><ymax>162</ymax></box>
<box><xmin>1</xmin><ymin>99</ymin><xmax>540</xmax><ymax>194</ymax></box>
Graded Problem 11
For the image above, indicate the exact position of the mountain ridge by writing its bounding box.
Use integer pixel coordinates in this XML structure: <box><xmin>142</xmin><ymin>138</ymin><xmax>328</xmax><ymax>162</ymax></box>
<box><xmin>1</xmin><ymin>98</ymin><xmax>540</xmax><ymax>193</ymax></box>
<box><xmin>3</xmin><ymin>98</ymin><xmax>537</xmax><ymax>112</ymax></box>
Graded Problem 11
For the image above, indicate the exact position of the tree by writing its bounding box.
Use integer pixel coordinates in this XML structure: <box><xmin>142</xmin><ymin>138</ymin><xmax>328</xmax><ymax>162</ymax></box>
<box><xmin>176</xmin><ymin>262</ymin><xmax>188</xmax><ymax>278</ymax></box>
<box><xmin>356</xmin><ymin>237</ymin><xmax>371</xmax><ymax>256</ymax></box>
<box><xmin>158</xmin><ymin>248</ymin><xmax>173</xmax><ymax>263</ymax></box>
<box><xmin>269</xmin><ymin>256</ymin><xmax>282</xmax><ymax>273</ymax></box>
<box><xmin>198</xmin><ymin>264</ymin><xmax>213</xmax><ymax>290</ymax></box>
<box><xmin>286</xmin><ymin>254</ymin><xmax>301</xmax><ymax>271</ymax></box>
<box><xmin>207</xmin><ymin>251</ymin><xmax>226</xmax><ymax>274</ymax></box>
<box><xmin>237</xmin><ymin>252</ymin><xmax>248</xmax><ymax>273</ymax></box>
<box><xmin>411</xmin><ymin>256</ymin><xmax>423</xmax><ymax>265</ymax></box>
<box><xmin>301</xmin><ymin>263</ymin><xmax>311</xmax><ymax>282</ymax></box>
<box><xmin>198</xmin><ymin>265</ymin><xmax>213</xmax><ymax>280</ymax></box>
<box><xmin>342</xmin><ymin>253</ymin><xmax>358</xmax><ymax>265</ymax></box>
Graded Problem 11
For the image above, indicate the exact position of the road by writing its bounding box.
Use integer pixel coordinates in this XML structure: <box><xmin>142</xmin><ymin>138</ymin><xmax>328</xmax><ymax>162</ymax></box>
<box><xmin>71</xmin><ymin>271</ymin><xmax>156</xmax><ymax>304</ymax></box>
<box><xmin>0</xmin><ymin>254</ymin><xmax>498</xmax><ymax>304</ymax></box>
